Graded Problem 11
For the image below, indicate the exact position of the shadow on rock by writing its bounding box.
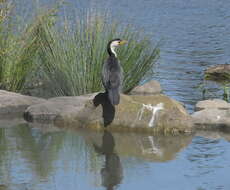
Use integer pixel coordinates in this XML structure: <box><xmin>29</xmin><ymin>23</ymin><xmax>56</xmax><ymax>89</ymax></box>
<box><xmin>93</xmin><ymin>131</ymin><xmax>123</xmax><ymax>190</ymax></box>
<box><xmin>93</xmin><ymin>92</ymin><xmax>115</xmax><ymax>127</ymax></box>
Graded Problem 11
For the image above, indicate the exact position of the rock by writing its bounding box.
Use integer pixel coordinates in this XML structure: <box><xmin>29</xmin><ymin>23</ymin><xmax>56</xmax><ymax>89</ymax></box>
<box><xmin>0</xmin><ymin>90</ymin><xmax>46</xmax><ymax>115</ymax></box>
<box><xmin>129</xmin><ymin>80</ymin><xmax>162</xmax><ymax>95</ymax></box>
<box><xmin>191</xmin><ymin>108</ymin><xmax>230</xmax><ymax>131</ymax></box>
<box><xmin>205</xmin><ymin>64</ymin><xmax>230</xmax><ymax>82</ymax></box>
<box><xmin>54</xmin><ymin>93</ymin><xmax>193</xmax><ymax>134</ymax></box>
<box><xmin>195</xmin><ymin>99</ymin><xmax>230</xmax><ymax>111</ymax></box>
<box><xmin>192</xmin><ymin>98</ymin><xmax>230</xmax><ymax>131</ymax></box>
<box><xmin>24</xmin><ymin>94</ymin><xmax>96</xmax><ymax>123</ymax></box>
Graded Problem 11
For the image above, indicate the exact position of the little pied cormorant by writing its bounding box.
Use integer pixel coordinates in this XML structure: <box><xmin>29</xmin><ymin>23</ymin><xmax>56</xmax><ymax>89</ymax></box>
<box><xmin>102</xmin><ymin>39</ymin><xmax>127</xmax><ymax>105</ymax></box>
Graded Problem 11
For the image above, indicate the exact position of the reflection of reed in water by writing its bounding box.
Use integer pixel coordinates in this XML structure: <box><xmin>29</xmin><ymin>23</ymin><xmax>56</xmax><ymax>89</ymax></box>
<box><xmin>12</xmin><ymin>124</ymin><xmax>64</xmax><ymax>178</ymax></box>
<box><xmin>93</xmin><ymin>131</ymin><xmax>123</xmax><ymax>190</ymax></box>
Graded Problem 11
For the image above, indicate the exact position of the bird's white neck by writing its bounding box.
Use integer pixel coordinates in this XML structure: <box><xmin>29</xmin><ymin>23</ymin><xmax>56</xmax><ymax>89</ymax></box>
<box><xmin>110</xmin><ymin>45</ymin><xmax>117</xmax><ymax>57</ymax></box>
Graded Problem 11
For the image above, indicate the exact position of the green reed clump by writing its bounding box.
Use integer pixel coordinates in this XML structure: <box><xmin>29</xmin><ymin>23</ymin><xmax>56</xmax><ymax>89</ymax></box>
<box><xmin>0</xmin><ymin>0</ymin><xmax>57</xmax><ymax>92</ymax></box>
<box><xmin>0</xmin><ymin>1</ymin><xmax>160</xmax><ymax>96</ymax></box>
<box><xmin>39</xmin><ymin>11</ymin><xmax>160</xmax><ymax>96</ymax></box>
<box><xmin>0</xmin><ymin>0</ymin><xmax>12</xmax><ymax>89</ymax></box>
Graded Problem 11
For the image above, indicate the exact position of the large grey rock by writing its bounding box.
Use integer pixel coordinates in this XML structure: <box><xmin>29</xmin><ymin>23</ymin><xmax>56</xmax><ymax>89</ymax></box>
<box><xmin>54</xmin><ymin>93</ymin><xmax>193</xmax><ymax>134</ymax></box>
<box><xmin>24</xmin><ymin>94</ymin><xmax>96</xmax><ymax>122</ymax></box>
<box><xmin>192</xmin><ymin>108</ymin><xmax>230</xmax><ymax>131</ymax></box>
<box><xmin>130</xmin><ymin>80</ymin><xmax>162</xmax><ymax>95</ymax></box>
<box><xmin>195</xmin><ymin>99</ymin><xmax>230</xmax><ymax>111</ymax></box>
<box><xmin>0</xmin><ymin>90</ymin><xmax>46</xmax><ymax>115</ymax></box>
<box><xmin>25</xmin><ymin>91</ymin><xmax>192</xmax><ymax>134</ymax></box>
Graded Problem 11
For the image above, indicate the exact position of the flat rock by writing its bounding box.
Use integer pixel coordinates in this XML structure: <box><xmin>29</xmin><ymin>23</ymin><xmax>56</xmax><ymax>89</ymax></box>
<box><xmin>192</xmin><ymin>108</ymin><xmax>230</xmax><ymax>131</ymax></box>
<box><xmin>24</xmin><ymin>94</ymin><xmax>96</xmax><ymax>122</ymax></box>
<box><xmin>54</xmin><ymin>93</ymin><xmax>193</xmax><ymax>134</ymax></box>
<box><xmin>0</xmin><ymin>90</ymin><xmax>46</xmax><ymax>115</ymax></box>
<box><xmin>129</xmin><ymin>80</ymin><xmax>162</xmax><ymax>95</ymax></box>
<box><xmin>195</xmin><ymin>99</ymin><xmax>230</xmax><ymax>111</ymax></box>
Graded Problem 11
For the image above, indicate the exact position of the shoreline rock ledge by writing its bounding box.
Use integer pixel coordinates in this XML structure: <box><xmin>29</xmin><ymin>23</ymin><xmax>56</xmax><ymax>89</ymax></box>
<box><xmin>0</xmin><ymin>90</ymin><xmax>46</xmax><ymax>115</ymax></box>
<box><xmin>25</xmin><ymin>93</ymin><xmax>193</xmax><ymax>134</ymax></box>
<box><xmin>0</xmin><ymin>80</ymin><xmax>192</xmax><ymax>134</ymax></box>
<box><xmin>23</xmin><ymin>80</ymin><xmax>193</xmax><ymax>134</ymax></box>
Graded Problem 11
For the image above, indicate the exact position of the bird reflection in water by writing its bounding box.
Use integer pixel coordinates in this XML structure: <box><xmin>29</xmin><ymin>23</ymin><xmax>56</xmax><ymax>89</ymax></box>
<box><xmin>93</xmin><ymin>131</ymin><xmax>123</xmax><ymax>190</ymax></box>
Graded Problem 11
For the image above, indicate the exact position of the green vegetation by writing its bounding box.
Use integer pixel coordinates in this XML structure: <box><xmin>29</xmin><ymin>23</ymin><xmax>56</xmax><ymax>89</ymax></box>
<box><xmin>39</xmin><ymin>12</ymin><xmax>160</xmax><ymax>96</ymax></box>
<box><xmin>223</xmin><ymin>85</ymin><xmax>230</xmax><ymax>102</ymax></box>
<box><xmin>0</xmin><ymin>0</ymin><xmax>41</xmax><ymax>92</ymax></box>
<box><xmin>0</xmin><ymin>1</ymin><xmax>160</xmax><ymax>96</ymax></box>
<box><xmin>198</xmin><ymin>80</ymin><xmax>230</xmax><ymax>102</ymax></box>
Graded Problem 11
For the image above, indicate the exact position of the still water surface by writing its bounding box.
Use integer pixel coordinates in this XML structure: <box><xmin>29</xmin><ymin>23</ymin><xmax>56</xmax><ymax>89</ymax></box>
<box><xmin>0</xmin><ymin>123</ymin><xmax>230</xmax><ymax>190</ymax></box>
<box><xmin>1</xmin><ymin>0</ymin><xmax>230</xmax><ymax>189</ymax></box>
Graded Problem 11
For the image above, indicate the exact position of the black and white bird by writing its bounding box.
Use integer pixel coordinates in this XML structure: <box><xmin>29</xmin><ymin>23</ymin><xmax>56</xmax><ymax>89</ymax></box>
<box><xmin>102</xmin><ymin>39</ymin><xmax>127</xmax><ymax>105</ymax></box>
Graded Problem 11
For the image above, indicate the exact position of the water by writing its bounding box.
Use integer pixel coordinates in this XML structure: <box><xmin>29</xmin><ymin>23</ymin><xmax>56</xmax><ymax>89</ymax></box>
<box><xmin>0</xmin><ymin>123</ymin><xmax>230</xmax><ymax>190</ymax></box>
<box><xmin>1</xmin><ymin>0</ymin><xmax>230</xmax><ymax>189</ymax></box>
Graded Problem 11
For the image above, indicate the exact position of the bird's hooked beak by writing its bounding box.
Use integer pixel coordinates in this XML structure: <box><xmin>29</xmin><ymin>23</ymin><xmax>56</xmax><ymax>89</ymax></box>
<box><xmin>119</xmin><ymin>40</ymin><xmax>128</xmax><ymax>45</ymax></box>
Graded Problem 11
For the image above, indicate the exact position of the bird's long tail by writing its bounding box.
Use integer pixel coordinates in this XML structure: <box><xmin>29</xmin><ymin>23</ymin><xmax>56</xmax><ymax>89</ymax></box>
<box><xmin>108</xmin><ymin>88</ymin><xmax>120</xmax><ymax>105</ymax></box>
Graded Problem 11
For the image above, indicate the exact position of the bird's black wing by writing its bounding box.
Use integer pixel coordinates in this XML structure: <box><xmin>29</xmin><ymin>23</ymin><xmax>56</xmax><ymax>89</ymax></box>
<box><xmin>102</xmin><ymin>58</ymin><xmax>121</xmax><ymax>89</ymax></box>
<box><xmin>102</xmin><ymin>60</ymin><xmax>110</xmax><ymax>90</ymax></box>
<box><xmin>102</xmin><ymin>57</ymin><xmax>122</xmax><ymax>105</ymax></box>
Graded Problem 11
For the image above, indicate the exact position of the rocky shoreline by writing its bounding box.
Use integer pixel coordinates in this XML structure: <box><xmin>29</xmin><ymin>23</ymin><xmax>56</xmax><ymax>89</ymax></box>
<box><xmin>1</xmin><ymin>80</ymin><xmax>230</xmax><ymax>134</ymax></box>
